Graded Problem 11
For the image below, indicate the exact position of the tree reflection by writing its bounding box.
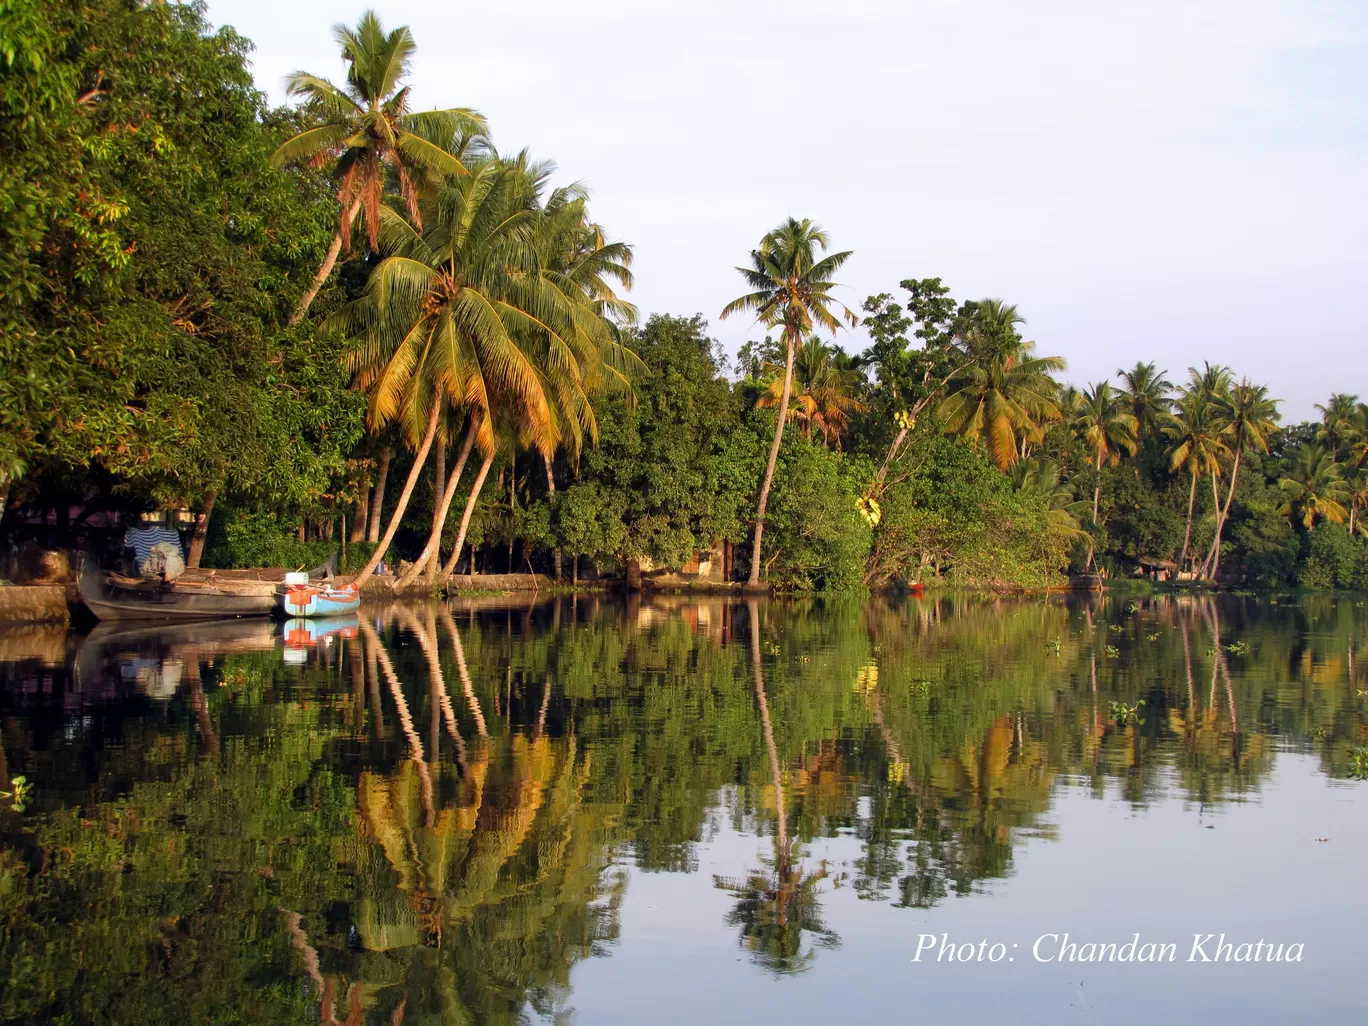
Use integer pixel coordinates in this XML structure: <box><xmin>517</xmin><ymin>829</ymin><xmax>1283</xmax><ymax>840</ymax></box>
<box><xmin>0</xmin><ymin>591</ymin><xmax>1362</xmax><ymax>1021</ymax></box>
<box><xmin>713</xmin><ymin>601</ymin><xmax>839</xmax><ymax>974</ymax></box>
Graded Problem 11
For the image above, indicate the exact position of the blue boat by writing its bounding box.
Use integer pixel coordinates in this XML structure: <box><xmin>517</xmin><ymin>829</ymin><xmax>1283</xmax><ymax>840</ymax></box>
<box><xmin>276</xmin><ymin>581</ymin><xmax>362</xmax><ymax>618</ymax></box>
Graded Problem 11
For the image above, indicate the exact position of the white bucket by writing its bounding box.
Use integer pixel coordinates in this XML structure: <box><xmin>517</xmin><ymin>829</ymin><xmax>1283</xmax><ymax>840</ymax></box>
<box><xmin>284</xmin><ymin>571</ymin><xmax>309</xmax><ymax>586</ymax></box>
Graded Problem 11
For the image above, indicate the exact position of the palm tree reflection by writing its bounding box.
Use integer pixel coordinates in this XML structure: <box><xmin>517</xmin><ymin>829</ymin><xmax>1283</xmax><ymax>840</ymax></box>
<box><xmin>714</xmin><ymin>601</ymin><xmax>839</xmax><ymax>974</ymax></box>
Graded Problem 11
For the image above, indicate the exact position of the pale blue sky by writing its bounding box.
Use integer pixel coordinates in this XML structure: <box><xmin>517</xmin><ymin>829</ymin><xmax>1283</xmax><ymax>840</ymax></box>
<box><xmin>209</xmin><ymin>0</ymin><xmax>1366</xmax><ymax>421</ymax></box>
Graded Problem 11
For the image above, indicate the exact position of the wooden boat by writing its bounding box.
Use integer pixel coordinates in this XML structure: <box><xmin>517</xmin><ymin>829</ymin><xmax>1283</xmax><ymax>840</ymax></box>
<box><xmin>276</xmin><ymin>580</ymin><xmax>361</xmax><ymax>618</ymax></box>
<box><xmin>77</xmin><ymin>551</ymin><xmax>341</xmax><ymax>621</ymax></box>
<box><xmin>78</xmin><ymin>560</ymin><xmax>278</xmax><ymax>620</ymax></box>
<box><xmin>1069</xmin><ymin>573</ymin><xmax>1104</xmax><ymax>591</ymax></box>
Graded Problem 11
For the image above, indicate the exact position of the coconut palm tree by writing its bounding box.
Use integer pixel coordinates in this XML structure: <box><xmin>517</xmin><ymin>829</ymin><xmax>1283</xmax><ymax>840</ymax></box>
<box><xmin>1116</xmin><ymin>361</ymin><xmax>1174</xmax><ymax>438</ymax></box>
<box><xmin>1011</xmin><ymin>458</ymin><xmax>1092</xmax><ymax>543</ymax></box>
<box><xmin>1072</xmin><ymin>381</ymin><xmax>1138</xmax><ymax>567</ymax></box>
<box><xmin>721</xmin><ymin>219</ymin><xmax>856</xmax><ymax>587</ymax></box>
<box><xmin>1315</xmin><ymin>393</ymin><xmax>1362</xmax><ymax>460</ymax></box>
<box><xmin>1278</xmin><ymin>444</ymin><xmax>1350</xmax><ymax>528</ymax></box>
<box><xmin>422</xmin><ymin>163</ymin><xmax>641</xmax><ymax>589</ymax></box>
<box><xmin>1343</xmin><ymin>464</ymin><xmax>1368</xmax><ymax>537</ymax></box>
<box><xmin>272</xmin><ymin>11</ymin><xmax>486</xmax><ymax>325</ymax></box>
<box><xmin>1164</xmin><ymin>389</ymin><xmax>1229</xmax><ymax>574</ymax></box>
<box><xmin>335</xmin><ymin>157</ymin><xmax>569</xmax><ymax>584</ymax></box>
<box><xmin>755</xmin><ymin>337</ymin><xmax>867</xmax><ymax>450</ymax></box>
<box><xmin>936</xmin><ymin>307</ymin><xmax>1065</xmax><ymax>470</ymax></box>
<box><xmin>1200</xmin><ymin>380</ymin><xmax>1279</xmax><ymax>578</ymax></box>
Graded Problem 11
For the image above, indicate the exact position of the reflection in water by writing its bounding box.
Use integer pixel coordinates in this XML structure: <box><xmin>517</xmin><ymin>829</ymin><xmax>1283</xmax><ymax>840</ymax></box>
<box><xmin>0</xmin><ymin>592</ymin><xmax>1363</xmax><ymax>1023</ymax></box>
<box><xmin>713</xmin><ymin>600</ymin><xmax>839</xmax><ymax>973</ymax></box>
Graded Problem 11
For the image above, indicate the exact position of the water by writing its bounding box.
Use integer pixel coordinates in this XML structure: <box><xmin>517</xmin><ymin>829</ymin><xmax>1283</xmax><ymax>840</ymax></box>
<box><xmin>0</xmin><ymin>592</ymin><xmax>1364</xmax><ymax>1025</ymax></box>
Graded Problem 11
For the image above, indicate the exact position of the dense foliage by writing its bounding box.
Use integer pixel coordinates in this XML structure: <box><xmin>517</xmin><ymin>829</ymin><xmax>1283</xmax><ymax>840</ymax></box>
<box><xmin>2</xmin><ymin>3</ymin><xmax>1363</xmax><ymax>590</ymax></box>
<box><xmin>0</xmin><ymin>0</ymin><xmax>363</xmax><ymax>522</ymax></box>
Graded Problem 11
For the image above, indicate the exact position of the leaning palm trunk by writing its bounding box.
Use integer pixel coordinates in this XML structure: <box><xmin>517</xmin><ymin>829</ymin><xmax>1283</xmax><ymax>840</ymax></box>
<box><xmin>355</xmin><ymin>402</ymin><xmax>442</xmax><ymax>584</ymax></box>
<box><xmin>1201</xmin><ymin>449</ymin><xmax>1242</xmax><ymax>581</ymax></box>
<box><xmin>1178</xmin><ymin>470</ymin><xmax>1198</xmax><ymax>574</ymax></box>
<box><xmin>396</xmin><ymin>419</ymin><xmax>478</xmax><ymax>589</ymax></box>
<box><xmin>1087</xmin><ymin>449</ymin><xmax>1103</xmax><ymax>570</ymax></box>
<box><xmin>288</xmin><ymin>198</ymin><xmax>361</xmax><ymax>327</ymax></box>
<box><xmin>1198</xmin><ymin>471</ymin><xmax>1221</xmax><ymax>580</ymax></box>
<box><xmin>437</xmin><ymin>452</ymin><xmax>495</xmax><ymax>585</ymax></box>
<box><xmin>748</xmin><ymin>329</ymin><xmax>797</xmax><ymax>587</ymax></box>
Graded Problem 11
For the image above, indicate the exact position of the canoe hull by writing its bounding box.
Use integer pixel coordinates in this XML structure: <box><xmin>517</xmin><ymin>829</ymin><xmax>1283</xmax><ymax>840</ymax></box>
<box><xmin>277</xmin><ymin>584</ymin><xmax>361</xmax><ymax>618</ymax></box>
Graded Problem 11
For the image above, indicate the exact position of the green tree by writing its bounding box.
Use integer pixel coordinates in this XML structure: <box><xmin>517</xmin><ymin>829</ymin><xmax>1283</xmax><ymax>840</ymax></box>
<box><xmin>0</xmin><ymin>0</ymin><xmax>363</xmax><ymax>529</ymax></box>
<box><xmin>553</xmin><ymin>314</ymin><xmax>745</xmax><ymax>579</ymax></box>
<box><xmin>721</xmin><ymin>218</ymin><xmax>856</xmax><ymax>586</ymax></box>
<box><xmin>859</xmin><ymin>280</ymin><xmax>964</xmax><ymax>489</ymax></box>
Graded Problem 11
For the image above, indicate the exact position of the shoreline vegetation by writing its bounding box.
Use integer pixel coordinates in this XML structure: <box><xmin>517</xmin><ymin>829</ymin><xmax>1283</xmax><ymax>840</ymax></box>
<box><xmin>3</xmin><ymin>3</ymin><xmax>1367</xmax><ymax>598</ymax></box>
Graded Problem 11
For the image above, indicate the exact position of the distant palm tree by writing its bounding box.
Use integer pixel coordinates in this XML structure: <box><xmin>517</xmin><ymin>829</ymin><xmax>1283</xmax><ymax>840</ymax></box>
<box><xmin>272</xmin><ymin>11</ymin><xmax>485</xmax><ymax>324</ymax></box>
<box><xmin>1201</xmin><ymin>380</ymin><xmax>1279</xmax><ymax>578</ymax></box>
<box><xmin>1072</xmin><ymin>382</ymin><xmax>1138</xmax><ymax>568</ymax></box>
<box><xmin>756</xmin><ymin>337</ymin><xmax>867</xmax><ymax>450</ymax></box>
<box><xmin>1189</xmin><ymin>362</ymin><xmax>1234</xmax><ymax>403</ymax></box>
<box><xmin>1278</xmin><ymin>444</ymin><xmax>1350</xmax><ymax>528</ymax></box>
<box><xmin>936</xmin><ymin>305</ymin><xmax>1065</xmax><ymax>470</ymax></box>
<box><xmin>1116</xmin><ymin>361</ymin><xmax>1174</xmax><ymax>438</ymax></box>
<box><xmin>1315</xmin><ymin>393</ymin><xmax>1362</xmax><ymax>459</ymax></box>
<box><xmin>1164</xmin><ymin>390</ymin><xmax>1229</xmax><ymax>573</ymax></box>
<box><xmin>1343</xmin><ymin>465</ymin><xmax>1368</xmax><ymax>537</ymax></box>
<box><xmin>722</xmin><ymin>218</ymin><xmax>856</xmax><ymax>587</ymax></box>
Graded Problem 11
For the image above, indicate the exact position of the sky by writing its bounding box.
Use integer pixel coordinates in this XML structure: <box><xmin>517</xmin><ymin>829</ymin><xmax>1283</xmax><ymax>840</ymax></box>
<box><xmin>208</xmin><ymin>0</ymin><xmax>1367</xmax><ymax>423</ymax></box>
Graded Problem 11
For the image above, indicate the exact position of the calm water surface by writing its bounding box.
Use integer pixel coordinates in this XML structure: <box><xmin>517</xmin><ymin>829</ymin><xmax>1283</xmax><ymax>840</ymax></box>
<box><xmin>0</xmin><ymin>592</ymin><xmax>1364</xmax><ymax>1025</ymax></box>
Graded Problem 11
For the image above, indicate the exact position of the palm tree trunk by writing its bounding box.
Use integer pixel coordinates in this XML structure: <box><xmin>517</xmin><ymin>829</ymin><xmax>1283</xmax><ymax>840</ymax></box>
<box><xmin>748</xmin><ymin>327</ymin><xmax>797</xmax><ymax>587</ymax></box>
<box><xmin>1204</xmin><ymin>449</ymin><xmax>1242</xmax><ymax>580</ymax></box>
<box><xmin>349</xmin><ymin>485</ymin><xmax>369</xmax><ymax>542</ymax></box>
<box><xmin>367</xmin><ymin>446</ymin><xmax>393</xmax><ymax>543</ymax></box>
<box><xmin>1199</xmin><ymin>470</ymin><xmax>1221</xmax><ymax>580</ymax></box>
<box><xmin>186</xmin><ymin>488</ymin><xmax>216</xmax><ymax>569</ymax></box>
<box><xmin>288</xmin><ymin>197</ymin><xmax>361</xmax><ymax>327</ymax></box>
<box><xmin>1179</xmin><ymin>470</ymin><xmax>1198</xmax><ymax>574</ymax></box>
<box><xmin>355</xmin><ymin>402</ymin><xmax>442</xmax><ymax>584</ymax></box>
<box><xmin>397</xmin><ymin>418</ymin><xmax>478</xmax><ymax>588</ymax></box>
<box><xmin>544</xmin><ymin>455</ymin><xmax>562</xmax><ymax>582</ymax></box>
<box><xmin>438</xmin><ymin>451</ymin><xmax>495</xmax><ymax>585</ymax></box>
<box><xmin>1087</xmin><ymin>449</ymin><xmax>1102</xmax><ymax>570</ymax></box>
<box><xmin>433</xmin><ymin>432</ymin><xmax>446</xmax><ymax>538</ymax></box>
